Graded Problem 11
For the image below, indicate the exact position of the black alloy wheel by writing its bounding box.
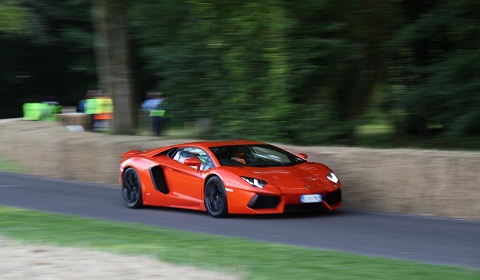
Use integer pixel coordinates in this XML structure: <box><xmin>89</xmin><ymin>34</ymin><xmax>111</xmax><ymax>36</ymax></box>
<box><xmin>122</xmin><ymin>168</ymin><xmax>143</xmax><ymax>208</ymax></box>
<box><xmin>204</xmin><ymin>177</ymin><xmax>228</xmax><ymax>218</ymax></box>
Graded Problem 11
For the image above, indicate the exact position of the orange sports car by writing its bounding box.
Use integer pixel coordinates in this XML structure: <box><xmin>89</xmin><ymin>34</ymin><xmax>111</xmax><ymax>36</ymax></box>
<box><xmin>120</xmin><ymin>140</ymin><xmax>342</xmax><ymax>217</ymax></box>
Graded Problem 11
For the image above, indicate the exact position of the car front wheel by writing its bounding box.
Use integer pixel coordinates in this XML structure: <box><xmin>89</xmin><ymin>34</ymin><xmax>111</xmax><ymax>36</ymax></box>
<box><xmin>204</xmin><ymin>177</ymin><xmax>228</xmax><ymax>218</ymax></box>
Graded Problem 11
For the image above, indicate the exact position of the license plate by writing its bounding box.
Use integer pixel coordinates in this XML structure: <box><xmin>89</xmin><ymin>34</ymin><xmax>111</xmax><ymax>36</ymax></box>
<box><xmin>300</xmin><ymin>194</ymin><xmax>322</xmax><ymax>203</ymax></box>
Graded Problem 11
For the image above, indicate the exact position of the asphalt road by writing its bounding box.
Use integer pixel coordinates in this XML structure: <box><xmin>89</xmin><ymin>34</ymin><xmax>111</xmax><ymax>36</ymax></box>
<box><xmin>0</xmin><ymin>171</ymin><xmax>479</xmax><ymax>269</ymax></box>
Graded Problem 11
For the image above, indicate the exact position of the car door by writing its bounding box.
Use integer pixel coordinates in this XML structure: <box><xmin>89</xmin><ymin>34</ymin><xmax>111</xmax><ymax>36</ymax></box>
<box><xmin>162</xmin><ymin>147</ymin><xmax>211</xmax><ymax>209</ymax></box>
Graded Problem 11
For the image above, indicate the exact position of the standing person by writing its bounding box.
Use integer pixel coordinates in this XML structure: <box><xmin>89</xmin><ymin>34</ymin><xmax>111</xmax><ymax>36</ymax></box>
<box><xmin>83</xmin><ymin>90</ymin><xmax>102</xmax><ymax>131</ymax></box>
<box><xmin>93</xmin><ymin>95</ymin><xmax>113</xmax><ymax>132</ymax></box>
<box><xmin>141</xmin><ymin>92</ymin><xmax>166</xmax><ymax>136</ymax></box>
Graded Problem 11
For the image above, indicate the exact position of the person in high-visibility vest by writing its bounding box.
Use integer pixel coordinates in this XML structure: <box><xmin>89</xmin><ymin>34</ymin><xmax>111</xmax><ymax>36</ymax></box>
<box><xmin>141</xmin><ymin>92</ymin><xmax>166</xmax><ymax>136</ymax></box>
<box><xmin>23</xmin><ymin>102</ymin><xmax>44</xmax><ymax>120</ymax></box>
<box><xmin>93</xmin><ymin>96</ymin><xmax>113</xmax><ymax>132</ymax></box>
<box><xmin>83</xmin><ymin>90</ymin><xmax>104</xmax><ymax>131</ymax></box>
<box><xmin>23</xmin><ymin>100</ymin><xmax>61</xmax><ymax>121</ymax></box>
<box><xmin>42</xmin><ymin>101</ymin><xmax>62</xmax><ymax>121</ymax></box>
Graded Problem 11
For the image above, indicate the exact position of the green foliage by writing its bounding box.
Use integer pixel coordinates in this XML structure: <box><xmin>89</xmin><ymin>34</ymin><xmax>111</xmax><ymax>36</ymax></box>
<box><xmin>389</xmin><ymin>0</ymin><xmax>480</xmax><ymax>137</ymax></box>
<box><xmin>0</xmin><ymin>2</ymin><xmax>30</xmax><ymax>36</ymax></box>
<box><xmin>130</xmin><ymin>1</ymin><xmax>295</xmax><ymax>141</ymax></box>
<box><xmin>129</xmin><ymin>0</ymin><xmax>402</xmax><ymax>145</ymax></box>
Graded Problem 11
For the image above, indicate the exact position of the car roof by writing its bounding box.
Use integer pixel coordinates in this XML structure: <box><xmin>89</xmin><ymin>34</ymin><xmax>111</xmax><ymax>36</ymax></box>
<box><xmin>178</xmin><ymin>140</ymin><xmax>265</xmax><ymax>149</ymax></box>
<box><xmin>142</xmin><ymin>140</ymin><xmax>266</xmax><ymax>157</ymax></box>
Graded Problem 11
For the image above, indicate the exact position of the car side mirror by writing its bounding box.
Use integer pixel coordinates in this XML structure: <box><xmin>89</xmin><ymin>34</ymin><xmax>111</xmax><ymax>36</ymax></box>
<box><xmin>184</xmin><ymin>157</ymin><xmax>202</xmax><ymax>171</ymax></box>
<box><xmin>297</xmin><ymin>153</ymin><xmax>308</xmax><ymax>160</ymax></box>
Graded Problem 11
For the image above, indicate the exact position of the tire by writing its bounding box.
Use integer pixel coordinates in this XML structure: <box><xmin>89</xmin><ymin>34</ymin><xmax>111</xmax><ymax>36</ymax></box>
<box><xmin>204</xmin><ymin>177</ymin><xmax>228</xmax><ymax>218</ymax></box>
<box><xmin>122</xmin><ymin>168</ymin><xmax>143</xmax><ymax>208</ymax></box>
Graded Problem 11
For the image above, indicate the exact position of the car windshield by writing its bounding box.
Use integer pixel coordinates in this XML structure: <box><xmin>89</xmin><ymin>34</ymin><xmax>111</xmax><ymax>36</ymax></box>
<box><xmin>209</xmin><ymin>144</ymin><xmax>306</xmax><ymax>167</ymax></box>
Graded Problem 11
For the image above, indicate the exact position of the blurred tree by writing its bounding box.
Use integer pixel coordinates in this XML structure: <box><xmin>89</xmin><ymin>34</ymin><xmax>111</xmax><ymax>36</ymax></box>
<box><xmin>0</xmin><ymin>1</ymin><xmax>30</xmax><ymax>35</ymax></box>
<box><xmin>208</xmin><ymin>1</ymin><xmax>295</xmax><ymax>141</ymax></box>
<box><xmin>0</xmin><ymin>1</ymin><xmax>29</xmax><ymax>117</ymax></box>
<box><xmin>0</xmin><ymin>0</ymin><xmax>97</xmax><ymax>118</ymax></box>
<box><xmin>130</xmin><ymin>0</ymin><xmax>401</xmax><ymax>144</ymax></box>
<box><xmin>130</xmin><ymin>0</ymin><xmax>295</xmax><ymax>141</ymax></box>
<box><xmin>282</xmin><ymin>0</ymin><xmax>401</xmax><ymax>144</ymax></box>
<box><xmin>92</xmin><ymin>0</ymin><xmax>134</xmax><ymax>134</ymax></box>
<box><xmin>389</xmin><ymin>0</ymin><xmax>480</xmax><ymax>136</ymax></box>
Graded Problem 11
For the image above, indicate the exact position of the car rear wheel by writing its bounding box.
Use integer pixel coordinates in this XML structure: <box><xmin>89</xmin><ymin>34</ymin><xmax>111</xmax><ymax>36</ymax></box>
<box><xmin>204</xmin><ymin>177</ymin><xmax>228</xmax><ymax>218</ymax></box>
<box><xmin>122</xmin><ymin>168</ymin><xmax>143</xmax><ymax>208</ymax></box>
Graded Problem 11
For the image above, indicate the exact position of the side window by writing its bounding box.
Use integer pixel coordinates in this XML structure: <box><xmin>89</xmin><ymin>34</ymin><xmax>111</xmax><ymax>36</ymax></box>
<box><xmin>173</xmin><ymin>147</ymin><xmax>214</xmax><ymax>171</ymax></box>
<box><xmin>173</xmin><ymin>149</ymin><xmax>194</xmax><ymax>164</ymax></box>
<box><xmin>201</xmin><ymin>156</ymin><xmax>215</xmax><ymax>171</ymax></box>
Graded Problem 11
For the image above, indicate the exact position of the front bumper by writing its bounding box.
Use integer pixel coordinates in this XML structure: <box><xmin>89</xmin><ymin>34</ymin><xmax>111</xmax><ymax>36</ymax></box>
<box><xmin>245</xmin><ymin>189</ymin><xmax>342</xmax><ymax>213</ymax></box>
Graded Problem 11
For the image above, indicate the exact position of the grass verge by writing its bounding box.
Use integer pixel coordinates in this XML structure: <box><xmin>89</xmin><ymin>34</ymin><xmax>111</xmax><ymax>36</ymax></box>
<box><xmin>0</xmin><ymin>206</ymin><xmax>478</xmax><ymax>279</ymax></box>
<box><xmin>0</xmin><ymin>156</ymin><xmax>26</xmax><ymax>173</ymax></box>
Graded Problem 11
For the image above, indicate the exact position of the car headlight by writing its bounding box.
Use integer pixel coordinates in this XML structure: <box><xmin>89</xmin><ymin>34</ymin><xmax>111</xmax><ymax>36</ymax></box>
<box><xmin>327</xmin><ymin>172</ymin><xmax>339</xmax><ymax>183</ymax></box>
<box><xmin>241</xmin><ymin>176</ymin><xmax>267</xmax><ymax>188</ymax></box>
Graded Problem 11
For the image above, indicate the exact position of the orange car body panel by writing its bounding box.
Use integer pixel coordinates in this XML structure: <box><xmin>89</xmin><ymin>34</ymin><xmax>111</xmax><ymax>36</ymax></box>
<box><xmin>120</xmin><ymin>140</ymin><xmax>342</xmax><ymax>215</ymax></box>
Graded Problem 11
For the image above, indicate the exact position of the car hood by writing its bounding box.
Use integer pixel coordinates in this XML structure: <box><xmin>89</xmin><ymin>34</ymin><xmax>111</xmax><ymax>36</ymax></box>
<box><xmin>239</xmin><ymin>162</ymin><xmax>335</xmax><ymax>193</ymax></box>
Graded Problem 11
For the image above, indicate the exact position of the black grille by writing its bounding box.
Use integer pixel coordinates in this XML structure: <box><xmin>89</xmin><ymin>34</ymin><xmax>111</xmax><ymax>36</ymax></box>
<box><xmin>248</xmin><ymin>194</ymin><xmax>280</xmax><ymax>209</ymax></box>
<box><xmin>324</xmin><ymin>189</ymin><xmax>342</xmax><ymax>205</ymax></box>
<box><xmin>284</xmin><ymin>203</ymin><xmax>324</xmax><ymax>213</ymax></box>
<box><xmin>284</xmin><ymin>189</ymin><xmax>342</xmax><ymax>213</ymax></box>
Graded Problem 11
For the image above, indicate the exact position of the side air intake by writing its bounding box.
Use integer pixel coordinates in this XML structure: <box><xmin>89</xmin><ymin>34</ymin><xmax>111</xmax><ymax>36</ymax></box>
<box><xmin>150</xmin><ymin>165</ymin><xmax>169</xmax><ymax>194</ymax></box>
